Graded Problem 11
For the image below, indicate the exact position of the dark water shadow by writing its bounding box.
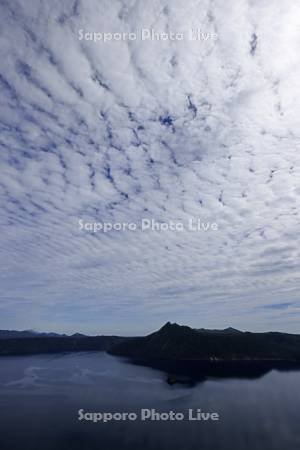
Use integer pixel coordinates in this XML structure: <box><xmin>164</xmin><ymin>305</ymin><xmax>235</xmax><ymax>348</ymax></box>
<box><xmin>127</xmin><ymin>359</ymin><xmax>300</xmax><ymax>386</ymax></box>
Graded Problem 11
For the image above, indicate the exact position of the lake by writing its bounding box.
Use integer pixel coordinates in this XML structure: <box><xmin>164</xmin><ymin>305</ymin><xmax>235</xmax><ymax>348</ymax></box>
<box><xmin>0</xmin><ymin>352</ymin><xmax>299</xmax><ymax>450</ymax></box>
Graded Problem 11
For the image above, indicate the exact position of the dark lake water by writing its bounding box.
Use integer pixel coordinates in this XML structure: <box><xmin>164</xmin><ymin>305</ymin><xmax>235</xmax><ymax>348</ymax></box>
<box><xmin>0</xmin><ymin>352</ymin><xmax>300</xmax><ymax>450</ymax></box>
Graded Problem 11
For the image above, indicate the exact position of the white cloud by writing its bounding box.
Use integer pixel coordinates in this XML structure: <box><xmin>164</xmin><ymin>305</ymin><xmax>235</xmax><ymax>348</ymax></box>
<box><xmin>0</xmin><ymin>0</ymin><xmax>300</xmax><ymax>334</ymax></box>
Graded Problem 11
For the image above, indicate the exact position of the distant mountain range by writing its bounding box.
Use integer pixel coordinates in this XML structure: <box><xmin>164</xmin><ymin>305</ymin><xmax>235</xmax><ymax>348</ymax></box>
<box><xmin>0</xmin><ymin>329</ymin><xmax>124</xmax><ymax>355</ymax></box>
<box><xmin>1</xmin><ymin>322</ymin><xmax>300</xmax><ymax>363</ymax></box>
<box><xmin>0</xmin><ymin>330</ymin><xmax>69</xmax><ymax>339</ymax></box>
<box><xmin>0</xmin><ymin>330</ymin><xmax>92</xmax><ymax>339</ymax></box>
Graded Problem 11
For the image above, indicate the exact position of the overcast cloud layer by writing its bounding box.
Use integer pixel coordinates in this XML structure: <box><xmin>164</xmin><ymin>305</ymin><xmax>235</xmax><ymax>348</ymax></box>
<box><xmin>1</xmin><ymin>0</ymin><xmax>300</xmax><ymax>335</ymax></box>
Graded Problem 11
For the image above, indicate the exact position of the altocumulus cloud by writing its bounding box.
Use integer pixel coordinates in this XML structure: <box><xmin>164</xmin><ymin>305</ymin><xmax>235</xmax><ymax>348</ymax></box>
<box><xmin>1</xmin><ymin>0</ymin><xmax>300</xmax><ymax>334</ymax></box>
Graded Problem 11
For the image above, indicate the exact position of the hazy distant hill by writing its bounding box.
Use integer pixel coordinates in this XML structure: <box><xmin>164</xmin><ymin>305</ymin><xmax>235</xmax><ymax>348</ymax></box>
<box><xmin>0</xmin><ymin>330</ymin><xmax>68</xmax><ymax>339</ymax></box>
<box><xmin>0</xmin><ymin>335</ymin><xmax>124</xmax><ymax>355</ymax></box>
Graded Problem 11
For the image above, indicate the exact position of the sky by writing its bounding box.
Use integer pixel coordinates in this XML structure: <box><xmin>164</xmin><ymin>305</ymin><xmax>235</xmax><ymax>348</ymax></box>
<box><xmin>1</xmin><ymin>0</ymin><xmax>300</xmax><ymax>335</ymax></box>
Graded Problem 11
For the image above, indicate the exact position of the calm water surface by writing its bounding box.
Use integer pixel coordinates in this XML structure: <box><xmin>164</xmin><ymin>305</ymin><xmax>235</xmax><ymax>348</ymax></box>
<box><xmin>0</xmin><ymin>352</ymin><xmax>299</xmax><ymax>450</ymax></box>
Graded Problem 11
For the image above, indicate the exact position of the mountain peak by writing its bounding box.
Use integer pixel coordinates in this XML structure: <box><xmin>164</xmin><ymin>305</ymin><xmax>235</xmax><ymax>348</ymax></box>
<box><xmin>159</xmin><ymin>322</ymin><xmax>183</xmax><ymax>332</ymax></box>
<box><xmin>162</xmin><ymin>321</ymin><xmax>175</xmax><ymax>328</ymax></box>
<box><xmin>154</xmin><ymin>322</ymin><xmax>193</xmax><ymax>338</ymax></box>
<box><xmin>223</xmin><ymin>327</ymin><xmax>242</xmax><ymax>333</ymax></box>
